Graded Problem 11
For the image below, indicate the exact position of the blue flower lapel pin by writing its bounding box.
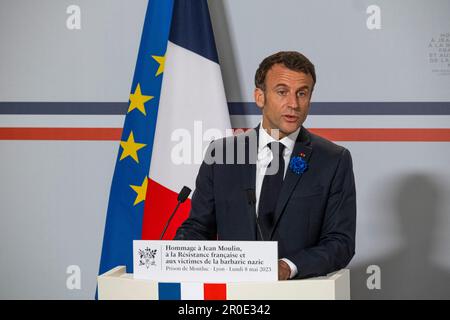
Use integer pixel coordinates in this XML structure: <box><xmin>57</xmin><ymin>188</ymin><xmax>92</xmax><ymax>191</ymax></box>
<box><xmin>289</xmin><ymin>152</ymin><xmax>308</xmax><ymax>175</ymax></box>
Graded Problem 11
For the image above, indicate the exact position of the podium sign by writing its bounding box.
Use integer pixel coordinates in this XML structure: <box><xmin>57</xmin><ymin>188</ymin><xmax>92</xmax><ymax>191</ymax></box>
<box><xmin>133</xmin><ymin>240</ymin><xmax>278</xmax><ymax>282</ymax></box>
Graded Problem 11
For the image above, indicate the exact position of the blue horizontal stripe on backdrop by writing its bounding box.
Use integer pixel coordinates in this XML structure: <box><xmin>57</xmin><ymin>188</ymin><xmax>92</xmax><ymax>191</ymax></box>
<box><xmin>0</xmin><ymin>102</ymin><xmax>127</xmax><ymax>115</ymax></box>
<box><xmin>0</xmin><ymin>102</ymin><xmax>449</xmax><ymax>115</ymax></box>
<box><xmin>227</xmin><ymin>102</ymin><xmax>450</xmax><ymax>115</ymax></box>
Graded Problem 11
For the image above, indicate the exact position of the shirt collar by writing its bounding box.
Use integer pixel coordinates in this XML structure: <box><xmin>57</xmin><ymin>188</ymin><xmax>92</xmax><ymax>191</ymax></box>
<box><xmin>258</xmin><ymin>120</ymin><xmax>301</xmax><ymax>154</ymax></box>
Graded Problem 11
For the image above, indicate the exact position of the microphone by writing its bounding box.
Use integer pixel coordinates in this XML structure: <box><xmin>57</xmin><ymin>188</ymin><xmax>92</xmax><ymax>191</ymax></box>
<box><xmin>159</xmin><ymin>186</ymin><xmax>192</xmax><ymax>240</ymax></box>
<box><xmin>177</xmin><ymin>186</ymin><xmax>191</xmax><ymax>203</ymax></box>
<box><xmin>246</xmin><ymin>189</ymin><xmax>265</xmax><ymax>241</ymax></box>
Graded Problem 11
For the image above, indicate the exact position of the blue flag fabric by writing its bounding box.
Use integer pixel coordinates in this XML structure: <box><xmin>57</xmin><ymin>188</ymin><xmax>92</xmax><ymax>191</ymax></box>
<box><xmin>98</xmin><ymin>0</ymin><xmax>174</xmax><ymax>278</ymax></box>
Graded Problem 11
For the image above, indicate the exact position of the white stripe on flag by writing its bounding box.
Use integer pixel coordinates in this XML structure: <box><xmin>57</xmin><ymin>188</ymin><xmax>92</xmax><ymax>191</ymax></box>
<box><xmin>181</xmin><ymin>282</ymin><xmax>204</xmax><ymax>300</ymax></box>
<box><xmin>149</xmin><ymin>41</ymin><xmax>231</xmax><ymax>194</ymax></box>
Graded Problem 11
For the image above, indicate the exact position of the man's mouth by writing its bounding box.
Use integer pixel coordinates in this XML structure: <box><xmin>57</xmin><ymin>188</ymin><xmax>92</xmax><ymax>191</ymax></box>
<box><xmin>283</xmin><ymin>115</ymin><xmax>299</xmax><ymax>122</ymax></box>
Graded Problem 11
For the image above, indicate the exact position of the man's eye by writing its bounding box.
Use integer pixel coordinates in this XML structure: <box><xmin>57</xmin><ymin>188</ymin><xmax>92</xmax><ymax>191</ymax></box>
<box><xmin>277</xmin><ymin>90</ymin><xmax>287</xmax><ymax>96</ymax></box>
<box><xmin>297</xmin><ymin>91</ymin><xmax>306</xmax><ymax>97</ymax></box>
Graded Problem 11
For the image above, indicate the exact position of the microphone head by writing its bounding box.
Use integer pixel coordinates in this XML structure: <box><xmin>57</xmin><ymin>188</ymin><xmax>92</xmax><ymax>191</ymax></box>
<box><xmin>177</xmin><ymin>186</ymin><xmax>192</xmax><ymax>203</ymax></box>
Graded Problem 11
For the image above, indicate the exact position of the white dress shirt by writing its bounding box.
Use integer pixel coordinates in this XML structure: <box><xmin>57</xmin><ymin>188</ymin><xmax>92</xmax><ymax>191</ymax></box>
<box><xmin>255</xmin><ymin>121</ymin><xmax>301</xmax><ymax>279</ymax></box>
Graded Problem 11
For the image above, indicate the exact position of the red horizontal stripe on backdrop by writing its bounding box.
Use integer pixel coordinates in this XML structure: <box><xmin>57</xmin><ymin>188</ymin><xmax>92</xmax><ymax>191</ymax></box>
<box><xmin>142</xmin><ymin>179</ymin><xmax>191</xmax><ymax>240</ymax></box>
<box><xmin>309</xmin><ymin>128</ymin><xmax>450</xmax><ymax>142</ymax></box>
<box><xmin>0</xmin><ymin>128</ymin><xmax>122</xmax><ymax>140</ymax></box>
<box><xmin>236</xmin><ymin>128</ymin><xmax>450</xmax><ymax>142</ymax></box>
<box><xmin>0</xmin><ymin>128</ymin><xmax>449</xmax><ymax>141</ymax></box>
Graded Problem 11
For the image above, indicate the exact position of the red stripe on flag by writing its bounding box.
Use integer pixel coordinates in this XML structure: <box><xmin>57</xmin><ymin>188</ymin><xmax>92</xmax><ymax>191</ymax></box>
<box><xmin>141</xmin><ymin>179</ymin><xmax>191</xmax><ymax>240</ymax></box>
<box><xmin>0</xmin><ymin>127</ymin><xmax>122</xmax><ymax>140</ymax></box>
<box><xmin>204</xmin><ymin>283</ymin><xmax>227</xmax><ymax>300</ymax></box>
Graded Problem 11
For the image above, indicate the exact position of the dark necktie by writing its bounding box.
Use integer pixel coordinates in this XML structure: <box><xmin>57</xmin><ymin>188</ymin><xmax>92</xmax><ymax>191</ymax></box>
<box><xmin>257</xmin><ymin>141</ymin><xmax>286</xmax><ymax>240</ymax></box>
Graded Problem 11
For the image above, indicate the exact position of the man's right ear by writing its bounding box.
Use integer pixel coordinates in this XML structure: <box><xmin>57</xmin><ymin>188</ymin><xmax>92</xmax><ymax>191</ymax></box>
<box><xmin>254</xmin><ymin>88</ymin><xmax>265</xmax><ymax>109</ymax></box>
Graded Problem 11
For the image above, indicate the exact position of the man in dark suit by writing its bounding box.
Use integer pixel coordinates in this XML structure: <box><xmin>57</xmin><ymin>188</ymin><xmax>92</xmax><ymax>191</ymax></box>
<box><xmin>175</xmin><ymin>51</ymin><xmax>356</xmax><ymax>280</ymax></box>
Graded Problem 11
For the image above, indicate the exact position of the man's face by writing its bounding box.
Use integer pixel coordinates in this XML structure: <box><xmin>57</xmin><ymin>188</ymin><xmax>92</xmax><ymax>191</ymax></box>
<box><xmin>254</xmin><ymin>63</ymin><xmax>314</xmax><ymax>139</ymax></box>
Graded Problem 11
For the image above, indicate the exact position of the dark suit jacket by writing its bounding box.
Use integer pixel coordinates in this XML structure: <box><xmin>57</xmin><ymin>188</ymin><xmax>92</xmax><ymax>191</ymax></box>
<box><xmin>174</xmin><ymin>125</ymin><xmax>356</xmax><ymax>279</ymax></box>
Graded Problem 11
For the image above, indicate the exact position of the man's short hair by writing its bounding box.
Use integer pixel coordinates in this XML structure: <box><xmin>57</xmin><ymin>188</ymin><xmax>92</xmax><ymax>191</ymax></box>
<box><xmin>255</xmin><ymin>51</ymin><xmax>316</xmax><ymax>91</ymax></box>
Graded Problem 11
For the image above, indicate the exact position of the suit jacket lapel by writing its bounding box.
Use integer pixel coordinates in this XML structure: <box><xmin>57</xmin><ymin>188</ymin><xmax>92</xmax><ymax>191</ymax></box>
<box><xmin>270</xmin><ymin>126</ymin><xmax>312</xmax><ymax>239</ymax></box>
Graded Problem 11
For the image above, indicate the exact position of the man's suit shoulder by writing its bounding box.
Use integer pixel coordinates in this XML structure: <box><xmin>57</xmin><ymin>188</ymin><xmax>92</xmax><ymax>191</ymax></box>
<box><xmin>205</xmin><ymin>128</ymin><xmax>351</xmax><ymax>162</ymax></box>
<box><xmin>307</xmin><ymin>129</ymin><xmax>350</xmax><ymax>159</ymax></box>
<box><xmin>207</xmin><ymin>130</ymin><xmax>254</xmax><ymax>151</ymax></box>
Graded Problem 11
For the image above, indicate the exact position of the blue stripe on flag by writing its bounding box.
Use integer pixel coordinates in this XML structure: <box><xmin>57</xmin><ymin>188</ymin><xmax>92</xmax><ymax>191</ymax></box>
<box><xmin>98</xmin><ymin>0</ymin><xmax>175</xmax><ymax>283</ymax></box>
<box><xmin>159</xmin><ymin>283</ymin><xmax>181</xmax><ymax>300</ymax></box>
<box><xmin>169</xmin><ymin>0</ymin><xmax>219</xmax><ymax>63</ymax></box>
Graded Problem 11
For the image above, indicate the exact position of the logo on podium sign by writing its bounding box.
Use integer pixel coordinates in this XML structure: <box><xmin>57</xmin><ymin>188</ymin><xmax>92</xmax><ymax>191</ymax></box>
<box><xmin>138</xmin><ymin>247</ymin><xmax>158</xmax><ymax>269</ymax></box>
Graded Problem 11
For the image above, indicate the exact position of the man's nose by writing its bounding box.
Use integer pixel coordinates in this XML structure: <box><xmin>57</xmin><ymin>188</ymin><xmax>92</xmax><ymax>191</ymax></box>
<box><xmin>287</xmin><ymin>92</ymin><xmax>299</xmax><ymax>109</ymax></box>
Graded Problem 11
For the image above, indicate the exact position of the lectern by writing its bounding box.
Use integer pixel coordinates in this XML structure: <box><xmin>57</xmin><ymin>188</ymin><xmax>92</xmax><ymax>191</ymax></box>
<box><xmin>97</xmin><ymin>266</ymin><xmax>350</xmax><ymax>300</ymax></box>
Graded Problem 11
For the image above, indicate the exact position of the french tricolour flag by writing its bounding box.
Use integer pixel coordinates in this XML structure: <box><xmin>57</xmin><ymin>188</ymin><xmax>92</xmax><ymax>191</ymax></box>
<box><xmin>158</xmin><ymin>283</ymin><xmax>227</xmax><ymax>300</ymax></box>
<box><xmin>98</xmin><ymin>0</ymin><xmax>231</xmax><ymax>288</ymax></box>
